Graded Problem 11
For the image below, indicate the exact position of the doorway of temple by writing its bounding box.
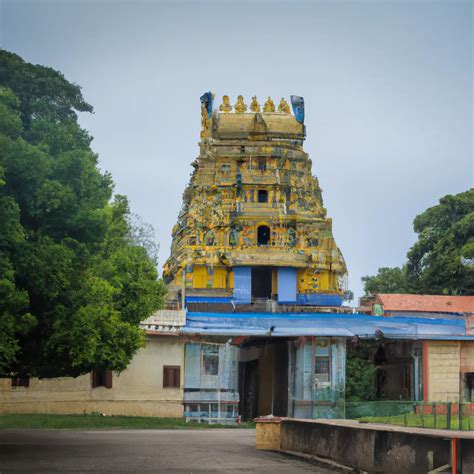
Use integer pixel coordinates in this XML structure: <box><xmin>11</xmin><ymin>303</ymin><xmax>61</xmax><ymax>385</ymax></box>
<box><xmin>251</xmin><ymin>267</ymin><xmax>272</xmax><ymax>299</ymax></box>
<box><xmin>239</xmin><ymin>359</ymin><xmax>259</xmax><ymax>421</ymax></box>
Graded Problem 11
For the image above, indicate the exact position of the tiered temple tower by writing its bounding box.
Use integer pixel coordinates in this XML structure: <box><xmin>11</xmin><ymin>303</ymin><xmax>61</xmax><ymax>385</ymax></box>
<box><xmin>163</xmin><ymin>94</ymin><xmax>347</xmax><ymax>307</ymax></box>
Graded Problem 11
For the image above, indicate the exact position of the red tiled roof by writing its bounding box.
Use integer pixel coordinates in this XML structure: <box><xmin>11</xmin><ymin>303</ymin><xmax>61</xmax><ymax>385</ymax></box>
<box><xmin>376</xmin><ymin>294</ymin><xmax>474</xmax><ymax>314</ymax></box>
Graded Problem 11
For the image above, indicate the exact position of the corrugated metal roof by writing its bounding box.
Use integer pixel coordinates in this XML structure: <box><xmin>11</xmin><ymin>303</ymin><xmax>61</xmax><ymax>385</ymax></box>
<box><xmin>377</xmin><ymin>294</ymin><xmax>474</xmax><ymax>314</ymax></box>
<box><xmin>181</xmin><ymin>312</ymin><xmax>469</xmax><ymax>339</ymax></box>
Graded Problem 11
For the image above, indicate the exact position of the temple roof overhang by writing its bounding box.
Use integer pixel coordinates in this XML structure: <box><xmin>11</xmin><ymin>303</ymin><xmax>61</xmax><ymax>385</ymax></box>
<box><xmin>181</xmin><ymin>312</ymin><xmax>470</xmax><ymax>339</ymax></box>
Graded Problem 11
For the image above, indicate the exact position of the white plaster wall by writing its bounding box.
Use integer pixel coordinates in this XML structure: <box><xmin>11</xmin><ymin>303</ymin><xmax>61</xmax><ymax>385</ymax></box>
<box><xmin>0</xmin><ymin>336</ymin><xmax>184</xmax><ymax>417</ymax></box>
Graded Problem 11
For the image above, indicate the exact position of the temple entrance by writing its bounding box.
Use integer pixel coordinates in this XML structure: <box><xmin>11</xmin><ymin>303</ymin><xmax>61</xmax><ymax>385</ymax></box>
<box><xmin>238</xmin><ymin>341</ymin><xmax>289</xmax><ymax>420</ymax></box>
<box><xmin>251</xmin><ymin>267</ymin><xmax>272</xmax><ymax>299</ymax></box>
<box><xmin>239</xmin><ymin>359</ymin><xmax>259</xmax><ymax>421</ymax></box>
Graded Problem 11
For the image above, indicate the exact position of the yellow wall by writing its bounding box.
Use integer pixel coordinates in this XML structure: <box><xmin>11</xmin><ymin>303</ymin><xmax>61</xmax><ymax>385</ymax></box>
<box><xmin>427</xmin><ymin>341</ymin><xmax>460</xmax><ymax>402</ymax></box>
<box><xmin>297</xmin><ymin>269</ymin><xmax>334</xmax><ymax>293</ymax></box>
<box><xmin>212</xmin><ymin>267</ymin><xmax>227</xmax><ymax>289</ymax></box>
<box><xmin>272</xmin><ymin>269</ymin><xmax>278</xmax><ymax>295</ymax></box>
<box><xmin>0</xmin><ymin>336</ymin><xmax>184</xmax><ymax>417</ymax></box>
<box><xmin>193</xmin><ymin>266</ymin><xmax>228</xmax><ymax>289</ymax></box>
<box><xmin>193</xmin><ymin>266</ymin><xmax>207</xmax><ymax>288</ymax></box>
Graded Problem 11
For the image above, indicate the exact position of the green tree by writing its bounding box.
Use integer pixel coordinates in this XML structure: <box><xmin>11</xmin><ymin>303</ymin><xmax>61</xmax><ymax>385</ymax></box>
<box><xmin>345</xmin><ymin>341</ymin><xmax>378</xmax><ymax>401</ymax></box>
<box><xmin>362</xmin><ymin>189</ymin><xmax>474</xmax><ymax>296</ymax></box>
<box><xmin>0</xmin><ymin>49</ymin><xmax>92</xmax><ymax>130</ymax></box>
<box><xmin>362</xmin><ymin>267</ymin><xmax>410</xmax><ymax>296</ymax></box>
<box><xmin>406</xmin><ymin>189</ymin><xmax>474</xmax><ymax>295</ymax></box>
<box><xmin>0</xmin><ymin>50</ymin><xmax>165</xmax><ymax>378</ymax></box>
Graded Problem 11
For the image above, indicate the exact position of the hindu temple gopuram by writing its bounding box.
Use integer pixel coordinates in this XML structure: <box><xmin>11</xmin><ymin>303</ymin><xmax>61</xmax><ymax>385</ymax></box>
<box><xmin>163</xmin><ymin>93</ymin><xmax>347</xmax><ymax>308</ymax></box>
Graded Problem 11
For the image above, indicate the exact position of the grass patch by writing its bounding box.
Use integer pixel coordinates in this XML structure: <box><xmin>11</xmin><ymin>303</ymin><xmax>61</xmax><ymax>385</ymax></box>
<box><xmin>0</xmin><ymin>413</ymin><xmax>256</xmax><ymax>430</ymax></box>
<box><xmin>358</xmin><ymin>413</ymin><xmax>474</xmax><ymax>431</ymax></box>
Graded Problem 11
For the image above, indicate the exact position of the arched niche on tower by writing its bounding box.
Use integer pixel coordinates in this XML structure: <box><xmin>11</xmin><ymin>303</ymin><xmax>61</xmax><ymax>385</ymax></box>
<box><xmin>257</xmin><ymin>225</ymin><xmax>271</xmax><ymax>246</ymax></box>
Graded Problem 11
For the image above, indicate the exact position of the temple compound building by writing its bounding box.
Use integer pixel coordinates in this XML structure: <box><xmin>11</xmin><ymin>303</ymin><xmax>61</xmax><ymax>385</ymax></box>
<box><xmin>163</xmin><ymin>93</ymin><xmax>347</xmax><ymax>308</ymax></box>
<box><xmin>1</xmin><ymin>94</ymin><xmax>474</xmax><ymax>427</ymax></box>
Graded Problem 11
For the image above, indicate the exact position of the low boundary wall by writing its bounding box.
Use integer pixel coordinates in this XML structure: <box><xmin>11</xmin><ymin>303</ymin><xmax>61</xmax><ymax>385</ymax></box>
<box><xmin>275</xmin><ymin>418</ymin><xmax>474</xmax><ymax>473</ymax></box>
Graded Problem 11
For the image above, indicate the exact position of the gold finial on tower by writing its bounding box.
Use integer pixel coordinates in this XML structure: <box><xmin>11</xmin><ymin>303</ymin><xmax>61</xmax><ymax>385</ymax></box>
<box><xmin>250</xmin><ymin>96</ymin><xmax>260</xmax><ymax>113</ymax></box>
<box><xmin>234</xmin><ymin>95</ymin><xmax>247</xmax><ymax>113</ymax></box>
<box><xmin>219</xmin><ymin>95</ymin><xmax>232</xmax><ymax>113</ymax></box>
<box><xmin>278</xmin><ymin>98</ymin><xmax>291</xmax><ymax>114</ymax></box>
<box><xmin>263</xmin><ymin>97</ymin><xmax>275</xmax><ymax>112</ymax></box>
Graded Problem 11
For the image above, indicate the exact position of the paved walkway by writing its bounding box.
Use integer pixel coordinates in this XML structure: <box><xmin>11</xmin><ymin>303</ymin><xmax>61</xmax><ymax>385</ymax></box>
<box><xmin>0</xmin><ymin>429</ymin><xmax>332</xmax><ymax>473</ymax></box>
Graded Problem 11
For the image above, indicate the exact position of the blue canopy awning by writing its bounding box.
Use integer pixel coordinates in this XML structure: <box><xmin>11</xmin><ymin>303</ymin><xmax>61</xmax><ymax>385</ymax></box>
<box><xmin>181</xmin><ymin>312</ymin><xmax>469</xmax><ymax>340</ymax></box>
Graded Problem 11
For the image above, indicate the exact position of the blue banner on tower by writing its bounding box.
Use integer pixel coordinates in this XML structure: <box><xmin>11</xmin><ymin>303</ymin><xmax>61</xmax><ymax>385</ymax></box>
<box><xmin>200</xmin><ymin>91</ymin><xmax>213</xmax><ymax>117</ymax></box>
<box><xmin>290</xmin><ymin>95</ymin><xmax>305</xmax><ymax>123</ymax></box>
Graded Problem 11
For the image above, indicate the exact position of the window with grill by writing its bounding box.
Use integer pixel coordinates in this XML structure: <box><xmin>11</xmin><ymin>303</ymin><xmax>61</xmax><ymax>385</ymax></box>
<box><xmin>163</xmin><ymin>366</ymin><xmax>181</xmax><ymax>388</ymax></box>
<box><xmin>11</xmin><ymin>377</ymin><xmax>29</xmax><ymax>388</ymax></box>
<box><xmin>91</xmin><ymin>369</ymin><xmax>113</xmax><ymax>389</ymax></box>
<box><xmin>203</xmin><ymin>345</ymin><xmax>219</xmax><ymax>376</ymax></box>
<box><xmin>258</xmin><ymin>158</ymin><xmax>266</xmax><ymax>171</ymax></box>
<box><xmin>315</xmin><ymin>355</ymin><xmax>330</xmax><ymax>384</ymax></box>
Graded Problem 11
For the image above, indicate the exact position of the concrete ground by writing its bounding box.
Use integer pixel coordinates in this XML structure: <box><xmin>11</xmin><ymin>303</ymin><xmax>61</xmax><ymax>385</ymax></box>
<box><xmin>0</xmin><ymin>429</ymin><xmax>333</xmax><ymax>473</ymax></box>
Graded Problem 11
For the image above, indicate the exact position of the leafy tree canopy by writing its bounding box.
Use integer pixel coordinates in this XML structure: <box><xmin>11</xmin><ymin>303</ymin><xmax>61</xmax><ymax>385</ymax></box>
<box><xmin>363</xmin><ymin>189</ymin><xmax>474</xmax><ymax>296</ymax></box>
<box><xmin>345</xmin><ymin>341</ymin><xmax>378</xmax><ymax>402</ymax></box>
<box><xmin>0</xmin><ymin>50</ymin><xmax>165</xmax><ymax>378</ymax></box>
<box><xmin>362</xmin><ymin>267</ymin><xmax>410</xmax><ymax>296</ymax></box>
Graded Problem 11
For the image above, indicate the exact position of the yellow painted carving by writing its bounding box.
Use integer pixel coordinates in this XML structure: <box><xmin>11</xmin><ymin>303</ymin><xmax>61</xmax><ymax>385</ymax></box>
<box><xmin>219</xmin><ymin>95</ymin><xmax>232</xmax><ymax>113</ymax></box>
<box><xmin>200</xmin><ymin>103</ymin><xmax>210</xmax><ymax>139</ymax></box>
<box><xmin>278</xmin><ymin>98</ymin><xmax>291</xmax><ymax>114</ymax></box>
<box><xmin>263</xmin><ymin>97</ymin><xmax>275</xmax><ymax>112</ymax></box>
<box><xmin>234</xmin><ymin>95</ymin><xmax>247</xmax><ymax>113</ymax></box>
<box><xmin>250</xmin><ymin>96</ymin><xmax>260</xmax><ymax>112</ymax></box>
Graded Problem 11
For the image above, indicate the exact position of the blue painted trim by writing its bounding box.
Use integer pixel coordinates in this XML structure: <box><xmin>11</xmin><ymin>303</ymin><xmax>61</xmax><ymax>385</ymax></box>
<box><xmin>278</xmin><ymin>267</ymin><xmax>297</xmax><ymax>304</ymax></box>
<box><xmin>296</xmin><ymin>294</ymin><xmax>343</xmax><ymax>307</ymax></box>
<box><xmin>186</xmin><ymin>297</ymin><xmax>233</xmax><ymax>304</ymax></box>
<box><xmin>233</xmin><ymin>267</ymin><xmax>251</xmax><ymax>304</ymax></box>
<box><xmin>185</xmin><ymin>311</ymin><xmax>466</xmax><ymax>325</ymax></box>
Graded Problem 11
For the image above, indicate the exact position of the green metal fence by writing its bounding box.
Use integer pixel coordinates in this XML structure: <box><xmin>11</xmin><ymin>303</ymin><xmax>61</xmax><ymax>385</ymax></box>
<box><xmin>345</xmin><ymin>401</ymin><xmax>474</xmax><ymax>430</ymax></box>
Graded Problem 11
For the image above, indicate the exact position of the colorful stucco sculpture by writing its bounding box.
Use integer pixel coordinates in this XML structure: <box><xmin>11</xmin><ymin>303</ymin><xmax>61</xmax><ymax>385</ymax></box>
<box><xmin>163</xmin><ymin>94</ymin><xmax>347</xmax><ymax>306</ymax></box>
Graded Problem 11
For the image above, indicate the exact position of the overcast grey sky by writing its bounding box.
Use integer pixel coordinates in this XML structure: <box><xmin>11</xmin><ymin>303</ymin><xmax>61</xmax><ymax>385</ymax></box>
<box><xmin>1</xmin><ymin>0</ymin><xmax>472</xmax><ymax>301</ymax></box>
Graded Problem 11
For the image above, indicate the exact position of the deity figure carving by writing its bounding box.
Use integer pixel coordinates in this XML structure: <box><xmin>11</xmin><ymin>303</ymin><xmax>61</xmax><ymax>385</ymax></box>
<box><xmin>263</xmin><ymin>97</ymin><xmax>275</xmax><ymax>112</ymax></box>
<box><xmin>200</xmin><ymin>103</ymin><xmax>210</xmax><ymax>139</ymax></box>
<box><xmin>229</xmin><ymin>227</ymin><xmax>239</xmax><ymax>246</ymax></box>
<box><xmin>241</xmin><ymin>227</ymin><xmax>254</xmax><ymax>246</ymax></box>
<box><xmin>278</xmin><ymin>98</ymin><xmax>291</xmax><ymax>114</ymax></box>
<box><xmin>219</xmin><ymin>95</ymin><xmax>232</xmax><ymax>113</ymax></box>
<box><xmin>250</xmin><ymin>96</ymin><xmax>260</xmax><ymax>112</ymax></box>
<box><xmin>205</xmin><ymin>229</ymin><xmax>216</xmax><ymax>246</ymax></box>
<box><xmin>287</xmin><ymin>227</ymin><xmax>297</xmax><ymax>247</ymax></box>
<box><xmin>234</xmin><ymin>95</ymin><xmax>247</xmax><ymax>113</ymax></box>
